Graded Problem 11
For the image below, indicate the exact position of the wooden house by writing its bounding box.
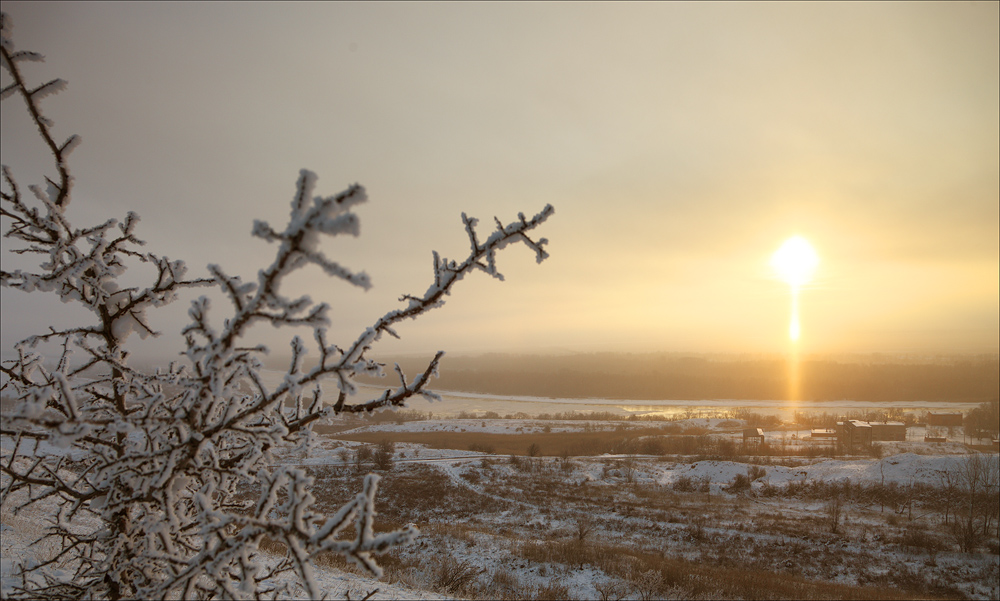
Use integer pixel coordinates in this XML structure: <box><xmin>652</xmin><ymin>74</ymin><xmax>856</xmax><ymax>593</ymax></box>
<box><xmin>743</xmin><ymin>428</ymin><xmax>764</xmax><ymax>445</ymax></box>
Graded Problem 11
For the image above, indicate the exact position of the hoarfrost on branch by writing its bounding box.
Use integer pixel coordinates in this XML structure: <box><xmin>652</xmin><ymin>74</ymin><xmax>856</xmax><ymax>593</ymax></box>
<box><xmin>0</xmin><ymin>13</ymin><xmax>553</xmax><ymax>600</ymax></box>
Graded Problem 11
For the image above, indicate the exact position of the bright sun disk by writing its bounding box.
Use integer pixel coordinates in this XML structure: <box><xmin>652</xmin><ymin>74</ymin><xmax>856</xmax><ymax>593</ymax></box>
<box><xmin>771</xmin><ymin>236</ymin><xmax>819</xmax><ymax>289</ymax></box>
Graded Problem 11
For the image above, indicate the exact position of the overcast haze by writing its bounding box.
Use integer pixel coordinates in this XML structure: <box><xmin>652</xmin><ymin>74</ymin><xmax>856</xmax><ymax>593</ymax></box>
<box><xmin>1</xmin><ymin>2</ymin><xmax>997</xmax><ymax>362</ymax></box>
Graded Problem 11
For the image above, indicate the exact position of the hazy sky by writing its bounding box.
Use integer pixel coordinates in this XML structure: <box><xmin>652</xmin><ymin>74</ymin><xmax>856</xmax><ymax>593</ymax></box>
<box><xmin>2</xmin><ymin>2</ymin><xmax>997</xmax><ymax>361</ymax></box>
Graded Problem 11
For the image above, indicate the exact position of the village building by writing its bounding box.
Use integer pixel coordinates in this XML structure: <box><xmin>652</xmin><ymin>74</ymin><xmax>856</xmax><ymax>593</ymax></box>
<box><xmin>927</xmin><ymin>412</ymin><xmax>963</xmax><ymax>427</ymax></box>
<box><xmin>836</xmin><ymin>420</ymin><xmax>908</xmax><ymax>448</ymax></box>
<box><xmin>742</xmin><ymin>428</ymin><xmax>764</xmax><ymax>445</ymax></box>
<box><xmin>869</xmin><ymin>421</ymin><xmax>906</xmax><ymax>441</ymax></box>
<box><xmin>838</xmin><ymin>420</ymin><xmax>872</xmax><ymax>449</ymax></box>
<box><xmin>810</xmin><ymin>428</ymin><xmax>837</xmax><ymax>439</ymax></box>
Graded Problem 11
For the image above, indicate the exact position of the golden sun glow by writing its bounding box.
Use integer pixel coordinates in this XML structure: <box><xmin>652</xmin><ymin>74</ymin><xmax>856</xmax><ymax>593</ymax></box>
<box><xmin>771</xmin><ymin>236</ymin><xmax>818</xmax><ymax>404</ymax></box>
<box><xmin>771</xmin><ymin>236</ymin><xmax>819</xmax><ymax>289</ymax></box>
<box><xmin>772</xmin><ymin>236</ymin><xmax>818</xmax><ymax>347</ymax></box>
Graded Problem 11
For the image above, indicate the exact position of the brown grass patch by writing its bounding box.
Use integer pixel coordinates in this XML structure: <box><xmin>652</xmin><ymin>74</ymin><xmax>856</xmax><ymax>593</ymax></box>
<box><xmin>330</xmin><ymin>428</ymin><xmax>676</xmax><ymax>456</ymax></box>
<box><xmin>519</xmin><ymin>541</ymin><xmax>961</xmax><ymax>600</ymax></box>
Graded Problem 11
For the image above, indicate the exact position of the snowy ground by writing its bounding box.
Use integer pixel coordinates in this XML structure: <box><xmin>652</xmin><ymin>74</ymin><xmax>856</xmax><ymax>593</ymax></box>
<box><xmin>301</xmin><ymin>446</ymin><xmax>998</xmax><ymax>599</ymax></box>
<box><xmin>3</xmin><ymin>414</ymin><xmax>998</xmax><ymax>599</ymax></box>
<box><xmin>258</xmin><ymin>417</ymin><xmax>1000</xmax><ymax>598</ymax></box>
<box><xmin>306</xmin><ymin>418</ymin><xmax>998</xmax><ymax>599</ymax></box>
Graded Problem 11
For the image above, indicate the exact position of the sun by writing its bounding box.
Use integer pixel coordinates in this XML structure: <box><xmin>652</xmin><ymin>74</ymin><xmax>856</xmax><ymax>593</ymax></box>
<box><xmin>771</xmin><ymin>236</ymin><xmax>818</xmax><ymax>402</ymax></box>
<box><xmin>771</xmin><ymin>236</ymin><xmax>819</xmax><ymax>344</ymax></box>
<box><xmin>771</xmin><ymin>236</ymin><xmax>819</xmax><ymax>289</ymax></box>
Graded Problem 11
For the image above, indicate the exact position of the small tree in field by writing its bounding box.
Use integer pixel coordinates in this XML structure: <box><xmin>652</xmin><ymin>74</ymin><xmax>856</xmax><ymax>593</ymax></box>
<box><xmin>372</xmin><ymin>440</ymin><xmax>395</xmax><ymax>471</ymax></box>
<box><xmin>0</xmin><ymin>14</ymin><xmax>553</xmax><ymax>600</ymax></box>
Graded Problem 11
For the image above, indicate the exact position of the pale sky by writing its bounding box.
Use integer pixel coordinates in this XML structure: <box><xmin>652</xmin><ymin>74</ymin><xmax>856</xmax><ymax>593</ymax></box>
<box><xmin>2</xmin><ymin>2</ymin><xmax>997</xmax><ymax>361</ymax></box>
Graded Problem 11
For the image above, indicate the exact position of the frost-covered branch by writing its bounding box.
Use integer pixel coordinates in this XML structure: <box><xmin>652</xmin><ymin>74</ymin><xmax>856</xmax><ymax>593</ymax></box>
<box><xmin>1</xmin><ymin>11</ymin><xmax>552</xmax><ymax>600</ymax></box>
<box><xmin>299</xmin><ymin>204</ymin><xmax>553</xmax><ymax>415</ymax></box>
<box><xmin>0</xmin><ymin>14</ymin><xmax>73</xmax><ymax>210</ymax></box>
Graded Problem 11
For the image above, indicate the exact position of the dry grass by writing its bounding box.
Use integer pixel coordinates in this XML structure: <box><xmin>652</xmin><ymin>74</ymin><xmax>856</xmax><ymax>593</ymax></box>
<box><xmin>0</xmin><ymin>502</ymin><xmax>65</xmax><ymax>566</ymax></box>
<box><xmin>303</xmin><ymin>463</ymin><xmax>510</xmax><ymax>526</ymax></box>
<box><xmin>232</xmin><ymin>455</ymin><xmax>987</xmax><ymax>600</ymax></box>
<box><xmin>518</xmin><ymin>540</ymin><xmax>962</xmax><ymax>600</ymax></box>
<box><xmin>331</xmin><ymin>427</ymin><xmax>681</xmax><ymax>457</ymax></box>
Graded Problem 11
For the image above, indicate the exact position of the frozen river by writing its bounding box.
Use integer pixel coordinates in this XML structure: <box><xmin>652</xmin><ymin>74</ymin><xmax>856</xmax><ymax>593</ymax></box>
<box><xmin>258</xmin><ymin>370</ymin><xmax>980</xmax><ymax>419</ymax></box>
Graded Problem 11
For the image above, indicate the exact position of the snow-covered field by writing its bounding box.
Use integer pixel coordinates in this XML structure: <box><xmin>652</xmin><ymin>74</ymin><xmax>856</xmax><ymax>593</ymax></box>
<box><xmin>4</xmin><ymin>413</ymin><xmax>998</xmax><ymax>599</ymax></box>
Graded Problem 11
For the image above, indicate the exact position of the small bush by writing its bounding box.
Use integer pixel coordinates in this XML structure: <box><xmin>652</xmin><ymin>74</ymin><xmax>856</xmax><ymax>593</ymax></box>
<box><xmin>575</xmin><ymin>515</ymin><xmax>595</xmax><ymax>541</ymax></box>
<box><xmin>727</xmin><ymin>473</ymin><xmax>752</xmax><ymax>494</ymax></box>
<box><xmin>470</xmin><ymin>442</ymin><xmax>497</xmax><ymax>454</ymax></box>
<box><xmin>354</xmin><ymin>444</ymin><xmax>374</xmax><ymax>473</ymax></box>
<box><xmin>825</xmin><ymin>496</ymin><xmax>844</xmax><ymax>534</ymax></box>
<box><xmin>672</xmin><ymin>476</ymin><xmax>696</xmax><ymax>493</ymax></box>
<box><xmin>534</xmin><ymin>581</ymin><xmax>571</xmax><ymax>600</ymax></box>
<box><xmin>760</xmin><ymin>481</ymin><xmax>781</xmax><ymax>497</ymax></box>
<box><xmin>373</xmin><ymin>439</ymin><xmax>395</xmax><ymax>471</ymax></box>
<box><xmin>432</xmin><ymin>557</ymin><xmax>481</xmax><ymax>595</ymax></box>
<box><xmin>686</xmin><ymin>516</ymin><xmax>709</xmax><ymax>541</ymax></box>
<box><xmin>898</xmin><ymin>526</ymin><xmax>948</xmax><ymax>554</ymax></box>
<box><xmin>640</xmin><ymin>438</ymin><xmax>666</xmax><ymax>455</ymax></box>
<box><xmin>717</xmin><ymin>439</ymin><xmax>738</xmax><ymax>457</ymax></box>
<box><xmin>559</xmin><ymin>451</ymin><xmax>574</xmax><ymax>472</ymax></box>
<box><xmin>632</xmin><ymin>569</ymin><xmax>666</xmax><ymax>601</ymax></box>
<box><xmin>595</xmin><ymin>580</ymin><xmax>629</xmax><ymax>601</ymax></box>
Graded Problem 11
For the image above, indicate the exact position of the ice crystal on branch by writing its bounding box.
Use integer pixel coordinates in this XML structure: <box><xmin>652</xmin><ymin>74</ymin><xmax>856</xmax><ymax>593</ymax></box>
<box><xmin>0</xmin><ymin>12</ymin><xmax>552</xmax><ymax>600</ymax></box>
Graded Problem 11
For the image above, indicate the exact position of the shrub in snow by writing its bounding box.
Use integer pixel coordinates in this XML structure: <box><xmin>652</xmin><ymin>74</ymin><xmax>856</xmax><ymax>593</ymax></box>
<box><xmin>747</xmin><ymin>465</ymin><xmax>767</xmax><ymax>482</ymax></box>
<box><xmin>372</xmin><ymin>441</ymin><xmax>395</xmax><ymax>471</ymax></box>
<box><xmin>726</xmin><ymin>473</ymin><xmax>752</xmax><ymax>494</ymax></box>
<box><xmin>0</xmin><ymin>13</ymin><xmax>552</xmax><ymax>600</ymax></box>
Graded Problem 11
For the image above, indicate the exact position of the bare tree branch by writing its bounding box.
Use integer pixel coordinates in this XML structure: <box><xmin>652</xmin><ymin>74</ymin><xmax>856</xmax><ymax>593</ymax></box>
<box><xmin>0</xmin><ymin>11</ymin><xmax>552</xmax><ymax>600</ymax></box>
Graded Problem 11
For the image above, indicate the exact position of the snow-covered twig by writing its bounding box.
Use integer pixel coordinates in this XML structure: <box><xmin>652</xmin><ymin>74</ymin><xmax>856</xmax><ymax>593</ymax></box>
<box><xmin>0</xmin><ymin>11</ymin><xmax>553</xmax><ymax>601</ymax></box>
